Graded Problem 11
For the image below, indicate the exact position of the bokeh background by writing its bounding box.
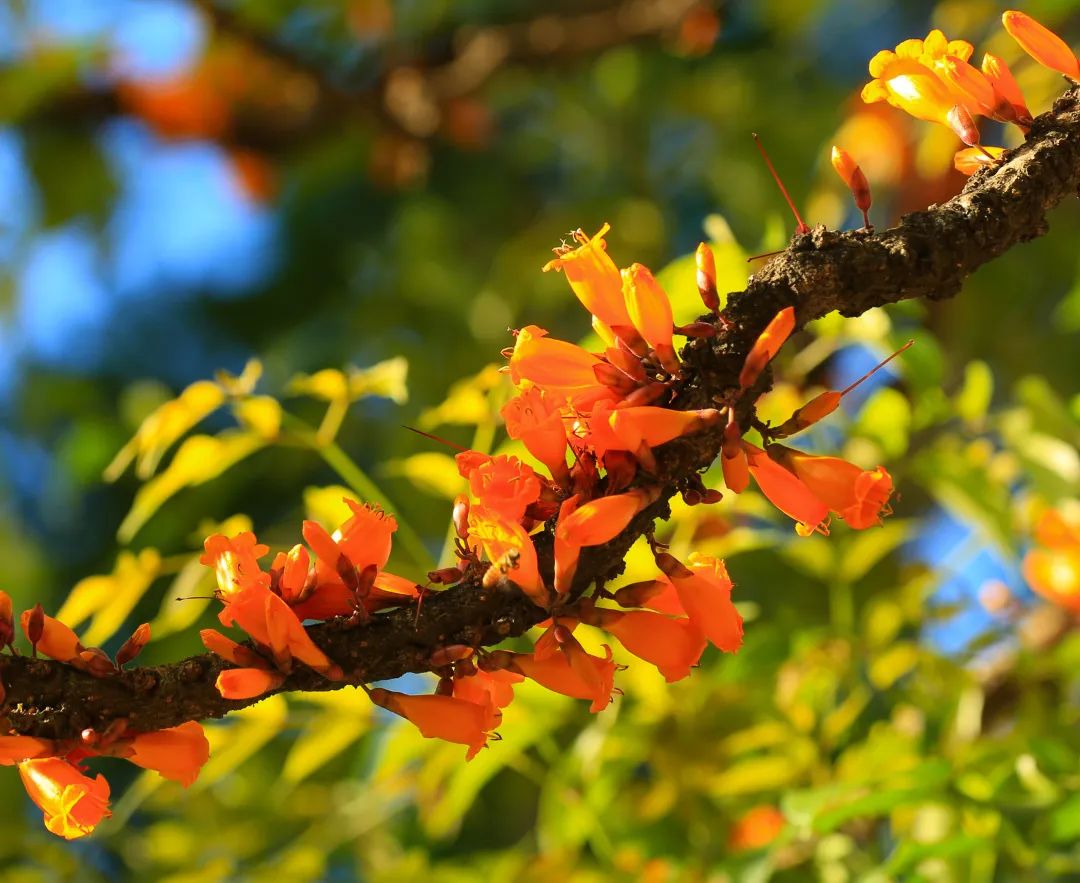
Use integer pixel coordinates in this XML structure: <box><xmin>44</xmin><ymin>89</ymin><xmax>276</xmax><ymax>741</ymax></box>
<box><xmin>2</xmin><ymin>0</ymin><xmax>1079</xmax><ymax>879</ymax></box>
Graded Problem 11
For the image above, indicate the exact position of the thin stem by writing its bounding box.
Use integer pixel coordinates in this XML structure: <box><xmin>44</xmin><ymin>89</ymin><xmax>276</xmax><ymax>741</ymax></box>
<box><xmin>752</xmin><ymin>133</ymin><xmax>810</xmax><ymax>234</ymax></box>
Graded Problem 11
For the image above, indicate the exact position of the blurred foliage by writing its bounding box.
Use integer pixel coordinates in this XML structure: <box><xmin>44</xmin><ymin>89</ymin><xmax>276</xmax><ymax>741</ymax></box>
<box><xmin>1</xmin><ymin>0</ymin><xmax>1080</xmax><ymax>880</ymax></box>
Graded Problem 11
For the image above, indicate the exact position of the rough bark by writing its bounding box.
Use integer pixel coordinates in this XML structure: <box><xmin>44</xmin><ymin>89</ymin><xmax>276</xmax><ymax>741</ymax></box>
<box><xmin>3</xmin><ymin>87</ymin><xmax>1079</xmax><ymax>741</ymax></box>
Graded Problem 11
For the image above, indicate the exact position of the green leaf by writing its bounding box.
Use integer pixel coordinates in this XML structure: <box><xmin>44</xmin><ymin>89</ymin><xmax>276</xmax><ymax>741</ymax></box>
<box><xmin>281</xmin><ymin>692</ymin><xmax>372</xmax><ymax>785</ymax></box>
<box><xmin>839</xmin><ymin>520</ymin><xmax>912</xmax><ymax>583</ymax></box>
<box><xmin>853</xmin><ymin>387</ymin><xmax>911</xmax><ymax>459</ymax></box>
<box><xmin>955</xmin><ymin>360</ymin><xmax>994</xmax><ymax>426</ymax></box>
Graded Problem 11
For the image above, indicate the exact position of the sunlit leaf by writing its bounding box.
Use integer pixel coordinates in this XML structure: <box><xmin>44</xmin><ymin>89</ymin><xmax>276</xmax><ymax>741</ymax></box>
<box><xmin>381</xmin><ymin>452</ymin><xmax>464</xmax><ymax>500</ymax></box>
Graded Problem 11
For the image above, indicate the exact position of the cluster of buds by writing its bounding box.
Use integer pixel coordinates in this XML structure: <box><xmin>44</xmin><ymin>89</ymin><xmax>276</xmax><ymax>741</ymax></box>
<box><xmin>0</xmin><ymin>591</ymin><xmax>209</xmax><ymax>839</ymax></box>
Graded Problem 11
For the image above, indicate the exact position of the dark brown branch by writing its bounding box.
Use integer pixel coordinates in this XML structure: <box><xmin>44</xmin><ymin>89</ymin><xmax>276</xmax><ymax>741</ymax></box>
<box><xmin>3</xmin><ymin>88</ymin><xmax>1080</xmax><ymax>741</ymax></box>
<box><xmin>26</xmin><ymin>0</ymin><xmax>711</xmax><ymax>152</ymax></box>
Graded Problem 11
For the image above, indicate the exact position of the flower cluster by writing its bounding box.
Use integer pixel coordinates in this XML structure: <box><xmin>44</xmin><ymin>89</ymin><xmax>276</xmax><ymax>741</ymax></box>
<box><xmin>199</xmin><ymin>501</ymin><xmax>412</xmax><ymax>699</ymax></box>
<box><xmin>861</xmin><ymin>11</ymin><xmax>1076</xmax><ymax>176</ymax></box>
<box><xmin>0</xmin><ymin>592</ymin><xmax>209</xmax><ymax>839</ymax></box>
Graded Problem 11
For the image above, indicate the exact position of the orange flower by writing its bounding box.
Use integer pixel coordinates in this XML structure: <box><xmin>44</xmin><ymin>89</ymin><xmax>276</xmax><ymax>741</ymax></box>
<box><xmin>739</xmin><ymin>307</ymin><xmax>795</xmax><ymax>390</ymax></box>
<box><xmin>498</xmin><ymin>641</ymin><xmax>618</xmax><ymax>713</ymax></box>
<box><xmin>954</xmin><ymin>146</ymin><xmax>1006</xmax><ymax>176</ymax></box>
<box><xmin>768</xmin><ymin>445</ymin><xmax>893</xmax><ymax>530</ymax></box>
<box><xmin>467</xmin><ymin>504</ymin><xmax>548</xmax><ymax>605</ymax></box>
<box><xmin>453</xmin><ymin>668</ymin><xmax>522</xmax><ymax>729</ymax></box>
<box><xmin>584</xmin><ymin>605</ymin><xmax>706</xmax><ymax>683</ymax></box>
<box><xmin>0</xmin><ymin>735</ymin><xmax>57</xmax><ymax>765</ymax></box>
<box><xmin>604</xmin><ymin>404</ymin><xmax>722</xmax><ymax>457</ymax></box>
<box><xmin>938</xmin><ymin>56</ymin><xmax>999</xmax><ymax>119</ymax></box>
<box><xmin>501</xmin><ymin>387</ymin><xmax>570</xmax><ymax>485</ymax></box>
<box><xmin>457</xmin><ymin>452</ymin><xmax>542</xmax><ymax>523</ymax></box>
<box><xmin>507</xmin><ymin>326</ymin><xmax>612</xmax><ymax>410</ymax></box>
<box><xmin>622</xmin><ymin>263</ymin><xmax>680</xmax><ymax>376</ymax></box>
<box><xmin>220</xmin><ymin>587</ymin><xmax>343</xmax><ymax>679</ymax></box>
<box><xmin>743</xmin><ymin>442</ymin><xmax>829</xmax><ymax>535</ymax></box>
<box><xmin>20</xmin><ymin>608</ymin><xmax>82</xmax><ymax>662</ymax></box>
<box><xmin>656</xmin><ymin>552</ymin><xmax>743</xmax><ymax>652</ymax></box>
<box><xmin>1024</xmin><ymin>548</ymin><xmax>1080</xmax><ymax>611</ymax></box>
<box><xmin>126</xmin><ymin>722</ymin><xmax>209</xmax><ymax>787</ymax></box>
<box><xmin>830</xmin><ymin>146</ymin><xmax>872</xmax><ymax>228</ymax></box>
<box><xmin>554</xmin><ymin>489</ymin><xmax>655</xmax><ymax>593</ymax></box>
<box><xmin>729</xmin><ymin>805</ymin><xmax>785</xmax><ymax>852</ymax></box>
<box><xmin>1023</xmin><ymin>508</ymin><xmax>1080</xmax><ymax>612</ymax></box>
<box><xmin>200</xmin><ymin>532</ymin><xmax>271</xmax><ymax>599</ymax></box>
<box><xmin>333</xmin><ymin>499</ymin><xmax>397</xmax><ymax>574</ymax></box>
<box><xmin>981</xmin><ymin>53</ymin><xmax>1032</xmax><ymax>125</ymax></box>
<box><xmin>369</xmin><ymin>688</ymin><xmax>495</xmax><ymax>760</ymax></box>
<box><xmin>18</xmin><ymin>757</ymin><xmax>111</xmax><ymax>840</ymax></box>
<box><xmin>216</xmin><ymin>666</ymin><xmax>286</xmax><ymax>699</ymax></box>
<box><xmin>543</xmin><ymin>224</ymin><xmax>636</xmax><ymax>334</ymax></box>
<box><xmin>1003</xmin><ymin>11</ymin><xmax>1080</xmax><ymax>80</ymax></box>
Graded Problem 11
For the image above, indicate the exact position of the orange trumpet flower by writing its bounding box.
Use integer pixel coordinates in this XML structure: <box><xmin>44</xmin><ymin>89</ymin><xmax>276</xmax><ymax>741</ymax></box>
<box><xmin>554</xmin><ymin>489</ymin><xmax>656</xmax><ymax>593</ymax></box>
<box><xmin>453</xmin><ymin>668</ymin><xmax>523</xmax><ymax>730</ymax></box>
<box><xmin>656</xmin><ymin>552</ymin><xmax>743</xmax><ymax>653</ymax></box>
<box><xmin>743</xmin><ymin>442</ymin><xmax>829</xmax><ymax>534</ymax></box>
<box><xmin>18</xmin><ymin>757</ymin><xmax>111</xmax><ymax>840</ymax></box>
<box><xmin>543</xmin><ymin>224</ymin><xmax>637</xmax><ymax>336</ymax></box>
<box><xmin>126</xmin><ymin>722</ymin><xmax>210</xmax><ymax>787</ymax></box>
<box><xmin>583</xmin><ymin>604</ymin><xmax>707</xmax><ymax>683</ymax></box>
<box><xmin>507</xmin><ymin>326</ymin><xmax>613</xmax><ymax>411</ymax></box>
<box><xmin>501</xmin><ymin>387</ymin><xmax>570</xmax><ymax>485</ymax></box>
<box><xmin>219</xmin><ymin>586</ymin><xmax>343</xmax><ymax>679</ymax></box>
<box><xmin>1003</xmin><ymin>10</ymin><xmax>1080</xmax><ymax>80</ymax></box>
<box><xmin>981</xmin><ymin>53</ymin><xmax>1032</xmax><ymax>126</ymax></box>
<box><xmin>495</xmin><ymin>639</ymin><xmax>619</xmax><ymax>713</ymax></box>
<box><xmin>368</xmin><ymin>688</ymin><xmax>495</xmax><ymax>760</ymax></box>
<box><xmin>200</xmin><ymin>531</ymin><xmax>271</xmax><ymax>599</ymax></box>
<box><xmin>457</xmin><ymin>452</ymin><xmax>542</xmax><ymax>523</ymax></box>
<box><xmin>767</xmin><ymin>445</ymin><xmax>893</xmax><ymax>530</ymax></box>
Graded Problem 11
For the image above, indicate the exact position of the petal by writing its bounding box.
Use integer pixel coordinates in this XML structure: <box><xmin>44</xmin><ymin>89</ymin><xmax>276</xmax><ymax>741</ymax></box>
<box><xmin>127</xmin><ymin>722</ymin><xmax>210</xmax><ymax>787</ymax></box>
<box><xmin>216</xmin><ymin>667</ymin><xmax>285</xmax><ymax>699</ymax></box>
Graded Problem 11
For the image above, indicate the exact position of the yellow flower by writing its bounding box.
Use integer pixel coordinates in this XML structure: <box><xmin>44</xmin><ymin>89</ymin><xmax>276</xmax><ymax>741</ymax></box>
<box><xmin>862</xmin><ymin>29</ymin><xmax>978</xmax><ymax>125</ymax></box>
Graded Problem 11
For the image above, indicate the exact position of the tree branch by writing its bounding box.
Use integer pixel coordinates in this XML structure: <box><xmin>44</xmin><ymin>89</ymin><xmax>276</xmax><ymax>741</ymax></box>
<box><xmin>27</xmin><ymin>0</ymin><xmax>712</xmax><ymax>152</ymax></box>
<box><xmin>4</xmin><ymin>87</ymin><xmax>1079</xmax><ymax>741</ymax></box>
